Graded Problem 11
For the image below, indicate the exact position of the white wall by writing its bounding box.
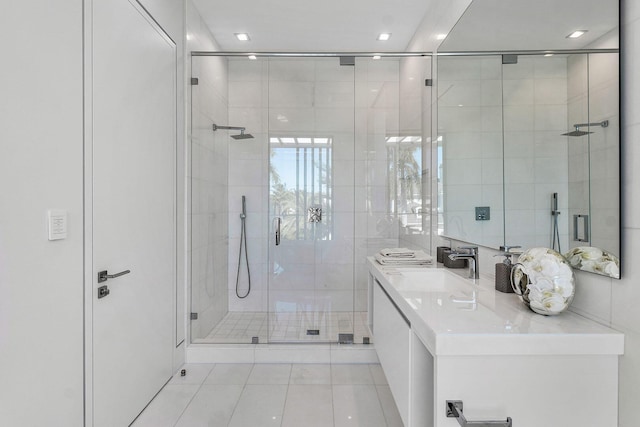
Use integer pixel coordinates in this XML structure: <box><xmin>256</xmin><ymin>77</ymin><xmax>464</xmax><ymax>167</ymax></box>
<box><xmin>138</xmin><ymin>0</ymin><xmax>187</xmax><ymax>367</ymax></box>
<box><xmin>0</xmin><ymin>2</ymin><xmax>84</xmax><ymax>425</ymax></box>
<box><xmin>577</xmin><ymin>1</ymin><xmax>640</xmax><ymax>425</ymax></box>
<box><xmin>0</xmin><ymin>0</ymin><xmax>186</xmax><ymax>424</ymax></box>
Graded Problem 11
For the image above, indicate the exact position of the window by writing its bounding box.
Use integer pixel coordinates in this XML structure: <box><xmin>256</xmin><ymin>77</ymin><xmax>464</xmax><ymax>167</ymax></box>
<box><xmin>270</xmin><ymin>137</ymin><xmax>333</xmax><ymax>240</ymax></box>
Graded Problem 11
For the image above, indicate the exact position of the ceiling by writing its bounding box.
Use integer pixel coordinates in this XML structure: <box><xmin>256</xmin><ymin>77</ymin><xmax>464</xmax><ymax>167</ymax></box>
<box><xmin>191</xmin><ymin>0</ymin><xmax>437</xmax><ymax>52</ymax></box>
<box><xmin>440</xmin><ymin>0</ymin><xmax>619</xmax><ymax>51</ymax></box>
<box><xmin>191</xmin><ymin>0</ymin><xmax>619</xmax><ymax>53</ymax></box>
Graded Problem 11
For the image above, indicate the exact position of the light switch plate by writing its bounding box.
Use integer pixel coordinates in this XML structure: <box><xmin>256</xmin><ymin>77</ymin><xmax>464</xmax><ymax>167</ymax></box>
<box><xmin>48</xmin><ymin>209</ymin><xmax>67</xmax><ymax>240</ymax></box>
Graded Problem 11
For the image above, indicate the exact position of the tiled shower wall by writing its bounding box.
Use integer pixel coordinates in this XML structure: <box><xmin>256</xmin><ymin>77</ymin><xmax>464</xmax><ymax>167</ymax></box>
<box><xmin>187</xmin><ymin>2</ymin><xmax>229</xmax><ymax>340</ymax></box>
<box><xmin>502</xmin><ymin>55</ymin><xmax>569</xmax><ymax>250</ymax></box>
<box><xmin>439</xmin><ymin>55</ymin><xmax>570</xmax><ymax>250</ymax></box>
<box><xmin>438</xmin><ymin>56</ymin><xmax>506</xmax><ymax>248</ymax></box>
<box><xmin>397</xmin><ymin>56</ymin><xmax>433</xmax><ymax>252</ymax></box>
<box><xmin>225</xmin><ymin>57</ymin><xmax>414</xmax><ymax>314</ymax></box>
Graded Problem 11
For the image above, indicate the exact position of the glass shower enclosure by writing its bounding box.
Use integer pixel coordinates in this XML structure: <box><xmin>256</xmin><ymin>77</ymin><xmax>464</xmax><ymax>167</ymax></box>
<box><xmin>188</xmin><ymin>54</ymin><xmax>430</xmax><ymax>345</ymax></box>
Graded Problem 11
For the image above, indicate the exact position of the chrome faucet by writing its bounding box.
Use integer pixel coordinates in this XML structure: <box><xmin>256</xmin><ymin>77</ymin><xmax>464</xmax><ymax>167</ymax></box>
<box><xmin>448</xmin><ymin>246</ymin><xmax>479</xmax><ymax>280</ymax></box>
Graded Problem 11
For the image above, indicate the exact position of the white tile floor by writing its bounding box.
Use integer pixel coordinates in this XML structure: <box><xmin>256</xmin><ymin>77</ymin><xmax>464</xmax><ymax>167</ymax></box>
<box><xmin>132</xmin><ymin>363</ymin><xmax>402</xmax><ymax>427</ymax></box>
<box><xmin>194</xmin><ymin>311</ymin><xmax>372</xmax><ymax>345</ymax></box>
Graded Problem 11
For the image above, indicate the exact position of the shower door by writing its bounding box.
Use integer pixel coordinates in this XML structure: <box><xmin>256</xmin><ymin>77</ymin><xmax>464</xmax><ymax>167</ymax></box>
<box><xmin>267</xmin><ymin>58</ymin><xmax>356</xmax><ymax>343</ymax></box>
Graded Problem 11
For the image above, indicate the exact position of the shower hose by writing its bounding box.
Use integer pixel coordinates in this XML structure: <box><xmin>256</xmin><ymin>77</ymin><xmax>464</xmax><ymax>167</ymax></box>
<box><xmin>236</xmin><ymin>195</ymin><xmax>251</xmax><ymax>298</ymax></box>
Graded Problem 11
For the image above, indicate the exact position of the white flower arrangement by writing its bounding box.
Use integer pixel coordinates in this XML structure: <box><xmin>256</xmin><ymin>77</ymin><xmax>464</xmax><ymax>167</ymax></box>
<box><xmin>564</xmin><ymin>246</ymin><xmax>620</xmax><ymax>279</ymax></box>
<box><xmin>511</xmin><ymin>247</ymin><xmax>575</xmax><ymax>316</ymax></box>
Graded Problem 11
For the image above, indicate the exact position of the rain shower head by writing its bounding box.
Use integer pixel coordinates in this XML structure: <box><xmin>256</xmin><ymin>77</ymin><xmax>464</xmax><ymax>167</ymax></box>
<box><xmin>230</xmin><ymin>130</ymin><xmax>254</xmax><ymax>140</ymax></box>
<box><xmin>562</xmin><ymin>129</ymin><xmax>593</xmax><ymax>137</ymax></box>
<box><xmin>562</xmin><ymin>120</ymin><xmax>609</xmax><ymax>137</ymax></box>
<box><xmin>212</xmin><ymin>123</ymin><xmax>254</xmax><ymax>140</ymax></box>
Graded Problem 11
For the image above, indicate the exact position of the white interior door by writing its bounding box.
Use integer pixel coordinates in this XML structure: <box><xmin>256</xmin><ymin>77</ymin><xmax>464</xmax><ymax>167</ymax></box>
<box><xmin>91</xmin><ymin>0</ymin><xmax>176</xmax><ymax>425</ymax></box>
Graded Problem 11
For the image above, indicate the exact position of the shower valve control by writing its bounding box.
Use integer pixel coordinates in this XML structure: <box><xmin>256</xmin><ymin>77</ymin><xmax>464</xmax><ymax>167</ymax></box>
<box><xmin>475</xmin><ymin>206</ymin><xmax>490</xmax><ymax>221</ymax></box>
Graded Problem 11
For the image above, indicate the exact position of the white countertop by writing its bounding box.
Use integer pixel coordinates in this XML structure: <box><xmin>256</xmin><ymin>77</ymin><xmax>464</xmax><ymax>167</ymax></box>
<box><xmin>368</xmin><ymin>258</ymin><xmax>624</xmax><ymax>357</ymax></box>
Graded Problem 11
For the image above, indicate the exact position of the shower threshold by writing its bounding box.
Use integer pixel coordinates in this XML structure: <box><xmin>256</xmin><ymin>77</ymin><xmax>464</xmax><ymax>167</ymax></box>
<box><xmin>194</xmin><ymin>311</ymin><xmax>372</xmax><ymax>345</ymax></box>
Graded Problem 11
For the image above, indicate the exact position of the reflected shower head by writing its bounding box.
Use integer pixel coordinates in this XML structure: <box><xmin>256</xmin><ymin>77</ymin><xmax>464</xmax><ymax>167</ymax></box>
<box><xmin>562</xmin><ymin>120</ymin><xmax>608</xmax><ymax>137</ymax></box>
<box><xmin>562</xmin><ymin>129</ymin><xmax>593</xmax><ymax>137</ymax></box>
<box><xmin>231</xmin><ymin>130</ymin><xmax>254</xmax><ymax>140</ymax></box>
<box><xmin>212</xmin><ymin>123</ymin><xmax>254</xmax><ymax>140</ymax></box>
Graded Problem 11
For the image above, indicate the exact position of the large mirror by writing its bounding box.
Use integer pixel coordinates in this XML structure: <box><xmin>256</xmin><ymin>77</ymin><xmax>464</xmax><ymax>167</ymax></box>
<box><xmin>436</xmin><ymin>0</ymin><xmax>620</xmax><ymax>278</ymax></box>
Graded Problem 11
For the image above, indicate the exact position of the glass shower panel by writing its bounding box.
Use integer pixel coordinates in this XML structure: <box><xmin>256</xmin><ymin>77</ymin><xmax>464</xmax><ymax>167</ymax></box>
<box><xmin>189</xmin><ymin>55</ymin><xmax>231</xmax><ymax>343</ymax></box>
<box><xmin>267</xmin><ymin>58</ymin><xmax>355</xmax><ymax>343</ymax></box>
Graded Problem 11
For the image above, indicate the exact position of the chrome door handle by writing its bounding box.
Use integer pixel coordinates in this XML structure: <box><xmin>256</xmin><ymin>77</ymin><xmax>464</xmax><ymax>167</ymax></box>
<box><xmin>98</xmin><ymin>269</ymin><xmax>131</xmax><ymax>283</ymax></box>
<box><xmin>273</xmin><ymin>217</ymin><xmax>281</xmax><ymax>246</ymax></box>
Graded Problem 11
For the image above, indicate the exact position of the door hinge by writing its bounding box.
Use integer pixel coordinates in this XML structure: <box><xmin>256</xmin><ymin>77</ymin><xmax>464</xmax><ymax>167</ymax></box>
<box><xmin>425</xmin><ymin>79</ymin><xmax>433</xmax><ymax>87</ymax></box>
<box><xmin>190</xmin><ymin>312</ymin><xmax>198</xmax><ymax>320</ymax></box>
<box><xmin>190</xmin><ymin>77</ymin><xmax>199</xmax><ymax>85</ymax></box>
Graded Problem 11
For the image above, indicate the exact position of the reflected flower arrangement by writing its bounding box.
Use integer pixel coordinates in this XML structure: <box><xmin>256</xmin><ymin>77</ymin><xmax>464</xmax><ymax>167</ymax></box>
<box><xmin>564</xmin><ymin>246</ymin><xmax>620</xmax><ymax>279</ymax></box>
<box><xmin>511</xmin><ymin>247</ymin><xmax>575</xmax><ymax>316</ymax></box>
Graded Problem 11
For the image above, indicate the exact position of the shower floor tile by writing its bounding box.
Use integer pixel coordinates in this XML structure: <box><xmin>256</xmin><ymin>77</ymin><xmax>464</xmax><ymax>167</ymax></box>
<box><xmin>195</xmin><ymin>311</ymin><xmax>373</xmax><ymax>344</ymax></box>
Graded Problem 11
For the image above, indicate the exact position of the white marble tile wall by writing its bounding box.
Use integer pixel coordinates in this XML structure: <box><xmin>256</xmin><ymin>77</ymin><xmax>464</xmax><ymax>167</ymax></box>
<box><xmin>439</xmin><ymin>55</ymin><xmax>571</xmax><ymax>250</ymax></box>
<box><xmin>577</xmin><ymin>3</ymin><xmax>640</xmax><ymax>425</ymax></box>
<box><xmin>222</xmin><ymin>57</ymin><xmax>413</xmax><ymax>316</ymax></box>
<box><xmin>186</xmin><ymin>2</ymin><xmax>229</xmax><ymax>340</ymax></box>
<box><xmin>354</xmin><ymin>58</ymin><xmax>405</xmax><ymax>311</ymax></box>
<box><xmin>227</xmin><ymin>58</ymin><xmax>365</xmax><ymax>314</ymax></box>
<box><xmin>502</xmin><ymin>56</ymin><xmax>569</xmax><ymax>250</ymax></box>
<box><xmin>439</xmin><ymin>56</ymin><xmax>506</xmax><ymax>248</ymax></box>
<box><xmin>225</xmin><ymin>58</ymin><xmax>269</xmax><ymax>313</ymax></box>
<box><xmin>397</xmin><ymin>56</ymin><xmax>433</xmax><ymax>253</ymax></box>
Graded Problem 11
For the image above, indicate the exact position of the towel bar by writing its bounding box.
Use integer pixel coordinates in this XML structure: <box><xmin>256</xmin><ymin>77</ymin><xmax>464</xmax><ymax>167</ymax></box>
<box><xmin>446</xmin><ymin>401</ymin><xmax>512</xmax><ymax>427</ymax></box>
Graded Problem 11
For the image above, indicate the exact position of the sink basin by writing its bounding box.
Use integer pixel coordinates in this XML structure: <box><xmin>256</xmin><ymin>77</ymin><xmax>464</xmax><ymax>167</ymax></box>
<box><xmin>389</xmin><ymin>269</ymin><xmax>478</xmax><ymax>294</ymax></box>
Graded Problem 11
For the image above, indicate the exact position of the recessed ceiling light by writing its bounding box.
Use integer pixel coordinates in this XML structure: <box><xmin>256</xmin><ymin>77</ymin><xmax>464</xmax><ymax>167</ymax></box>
<box><xmin>567</xmin><ymin>30</ymin><xmax>587</xmax><ymax>39</ymax></box>
<box><xmin>235</xmin><ymin>33</ymin><xmax>250</xmax><ymax>41</ymax></box>
<box><xmin>373</xmin><ymin>55</ymin><xmax>381</xmax><ymax>60</ymax></box>
<box><xmin>436</xmin><ymin>34</ymin><xmax>447</xmax><ymax>40</ymax></box>
<box><xmin>377</xmin><ymin>33</ymin><xmax>391</xmax><ymax>41</ymax></box>
<box><xmin>248</xmin><ymin>55</ymin><xmax>257</xmax><ymax>60</ymax></box>
<box><xmin>544</xmin><ymin>53</ymin><xmax>554</xmax><ymax>57</ymax></box>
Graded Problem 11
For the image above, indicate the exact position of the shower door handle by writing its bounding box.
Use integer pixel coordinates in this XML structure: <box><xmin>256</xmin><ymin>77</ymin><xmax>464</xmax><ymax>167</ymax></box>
<box><xmin>274</xmin><ymin>217</ymin><xmax>281</xmax><ymax>246</ymax></box>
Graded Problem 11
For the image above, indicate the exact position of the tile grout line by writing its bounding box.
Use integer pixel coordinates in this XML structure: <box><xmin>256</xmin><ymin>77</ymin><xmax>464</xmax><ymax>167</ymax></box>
<box><xmin>171</xmin><ymin>364</ymin><xmax>216</xmax><ymax>427</ymax></box>
<box><xmin>330</xmin><ymin>363</ymin><xmax>337</xmax><ymax>427</ymax></box>
<box><xmin>225</xmin><ymin>363</ymin><xmax>253</xmax><ymax>427</ymax></box>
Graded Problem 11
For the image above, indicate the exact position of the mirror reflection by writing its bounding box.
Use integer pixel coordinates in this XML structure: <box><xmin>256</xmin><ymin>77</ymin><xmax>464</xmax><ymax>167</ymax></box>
<box><xmin>436</xmin><ymin>0</ymin><xmax>620</xmax><ymax>278</ymax></box>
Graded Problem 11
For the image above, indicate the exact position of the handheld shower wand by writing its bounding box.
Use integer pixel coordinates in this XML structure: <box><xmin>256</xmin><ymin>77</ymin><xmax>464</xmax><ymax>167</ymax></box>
<box><xmin>235</xmin><ymin>196</ymin><xmax>251</xmax><ymax>298</ymax></box>
<box><xmin>551</xmin><ymin>193</ymin><xmax>561</xmax><ymax>253</ymax></box>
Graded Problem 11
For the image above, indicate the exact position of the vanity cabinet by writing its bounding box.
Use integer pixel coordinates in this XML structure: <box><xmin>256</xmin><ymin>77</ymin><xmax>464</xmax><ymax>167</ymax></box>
<box><xmin>373</xmin><ymin>280</ymin><xmax>434</xmax><ymax>427</ymax></box>
<box><xmin>373</xmin><ymin>282</ymin><xmax>411</xmax><ymax>425</ymax></box>
<box><xmin>368</xmin><ymin>259</ymin><xmax>624</xmax><ymax>427</ymax></box>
